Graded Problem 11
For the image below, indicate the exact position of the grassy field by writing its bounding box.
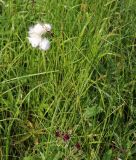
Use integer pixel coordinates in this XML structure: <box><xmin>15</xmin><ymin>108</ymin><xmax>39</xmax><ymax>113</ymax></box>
<box><xmin>0</xmin><ymin>0</ymin><xmax>136</xmax><ymax>159</ymax></box>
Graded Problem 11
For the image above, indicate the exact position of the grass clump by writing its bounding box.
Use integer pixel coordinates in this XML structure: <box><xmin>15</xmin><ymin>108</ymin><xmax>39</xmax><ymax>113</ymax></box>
<box><xmin>0</xmin><ymin>0</ymin><xmax>136</xmax><ymax>159</ymax></box>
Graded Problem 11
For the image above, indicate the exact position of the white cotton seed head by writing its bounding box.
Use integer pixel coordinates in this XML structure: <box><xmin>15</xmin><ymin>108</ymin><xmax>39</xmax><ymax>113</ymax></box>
<box><xmin>28</xmin><ymin>36</ymin><xmax>42</xmax><ymax>48</ymax></box>
<box><xmin>43</xmin><ymin>23</ymin><xmax>52</xmax><ymax>32</ymax></box>
<box><xmin>39</xmin><ymin>38</ymin><xmax>50</xmax><ymax>51</ymax></box>
<box><xmin>28</xmin><ymin>22</ymin><xmax>52</xmax><ymax>51</ymax></box>
<box><xmin>29</xmin><ymin>23</ymin><xmax>45</xmax><ymax>36</ymax></box>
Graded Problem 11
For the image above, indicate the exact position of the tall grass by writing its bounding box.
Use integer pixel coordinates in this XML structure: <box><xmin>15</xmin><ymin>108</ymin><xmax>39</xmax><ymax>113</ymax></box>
<box><xmin>0</xmin><ymin>0</ymin><xmax>136</xmax><ymax>159</ymax></box>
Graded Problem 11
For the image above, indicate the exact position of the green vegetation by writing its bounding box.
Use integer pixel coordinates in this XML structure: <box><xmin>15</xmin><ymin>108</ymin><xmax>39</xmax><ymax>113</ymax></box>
<box><xmin>0</xmin><ymin>0</ymin><xmax>136</xmax><ymax>159</ymax></box>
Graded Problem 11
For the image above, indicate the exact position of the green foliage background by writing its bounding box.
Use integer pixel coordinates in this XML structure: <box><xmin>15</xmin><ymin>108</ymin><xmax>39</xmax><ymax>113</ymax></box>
<box><xmin>0</xmin><ymin>0</ymin><xmax>136</xmax><ymax>159</ymax></box>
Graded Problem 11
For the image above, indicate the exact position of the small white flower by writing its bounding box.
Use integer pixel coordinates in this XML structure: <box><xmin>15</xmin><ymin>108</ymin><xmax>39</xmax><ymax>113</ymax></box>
<box><xmin>28</xmin><ymin>22</ymin><xmax>52</xmax><ymax>51</ymax></box>
<box><xmin>39</xmin><ymin>38</ymin><xmax>50</xmax><ymax>51</ymax></box>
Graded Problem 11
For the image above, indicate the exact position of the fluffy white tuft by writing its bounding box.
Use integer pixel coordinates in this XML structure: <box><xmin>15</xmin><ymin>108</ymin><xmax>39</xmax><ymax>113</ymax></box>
<box><xmin>43</xmin><ymin>23</ymin><xmax>52</xmax><ymax>32</ymax></box>
<box><xmin>39</xmin><ymin>38</ymin><xmax>50</xmax><ymax>51</ymax></box>
<box><xmin>28</xmin><ymin>36</ymin><xmax>42</xmax><ymax>48</ymax></box>
<box><xmin>28</xmin><ymin>23</ymin><xmax>45</xmax><ymax>36</ymax></box>
<box><xmin>28</xmin><ymin>22</ymin><xmax>52</xmax><ymax>51</ymax></box>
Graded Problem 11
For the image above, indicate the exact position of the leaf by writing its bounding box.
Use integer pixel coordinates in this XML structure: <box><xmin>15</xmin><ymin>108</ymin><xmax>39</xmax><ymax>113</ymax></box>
<box><xmin>23</xmin><ymin>156</ymin><xmax>34</xmax><ymax>160</ymax></box>
<box><xmin>53</xmin><ymin>151</ymin><xmax>63</xmax><ymax>160</ymax></box>
<box><xmin>23</xmin><ymin>156</ymin><xmax>41</xmax><ymax>160</ymax></box>
<box><xmin>40</xmin><ymin>152</ymin><xmax>45</xmax><ymax>160</ymax></box>
<box><xmin>84</xmin><ymin>106</ymin><xmax>103</xmax><ymax>118</ymax></box>
<box><xmin>102</xmin><ymin>149</ymin><xmax>112</xmax><ymax>160</ymax></box>
<box><xmin>13</xmin><ymin>134</ymin><xmax>31</xmax><ymax>145</ymax></box>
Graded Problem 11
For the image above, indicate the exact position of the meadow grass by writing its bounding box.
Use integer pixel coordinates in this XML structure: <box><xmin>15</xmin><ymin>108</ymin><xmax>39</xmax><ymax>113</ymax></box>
<box><xmin>0</xmin><ymin>0</ymin><xmax>136</xmax><ymax>159</ymax></box>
